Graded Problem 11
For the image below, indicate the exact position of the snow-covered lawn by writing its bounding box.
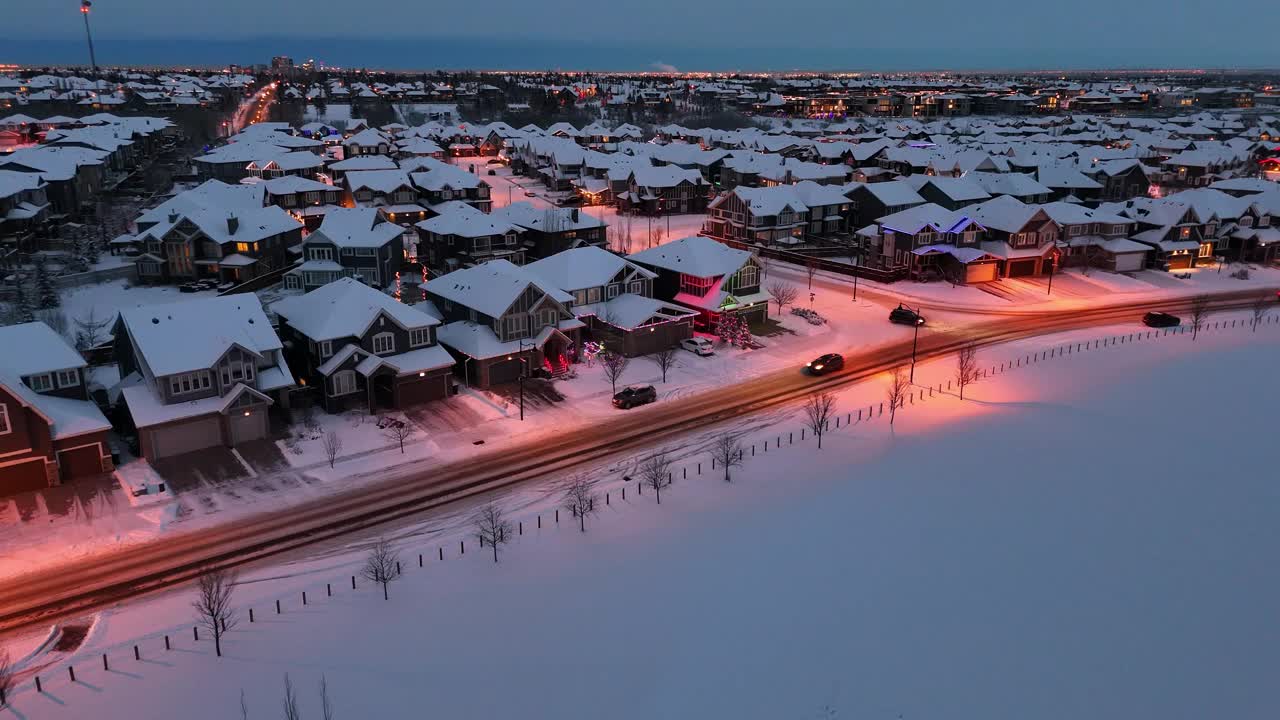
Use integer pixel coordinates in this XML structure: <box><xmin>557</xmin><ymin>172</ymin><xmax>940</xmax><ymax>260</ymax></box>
<box><xmin>57</xmin><ymin>278</ymin><xmax>220</xmax><ymax>329</ymax></box>
<box><xmin>5</xmin><ymin>316</ymin><xmax>1278</xmax><ymax>720</ymax></box>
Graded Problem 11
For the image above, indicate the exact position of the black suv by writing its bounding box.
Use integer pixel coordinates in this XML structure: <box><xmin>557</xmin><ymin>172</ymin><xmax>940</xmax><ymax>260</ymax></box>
<box><xmin>1143</xmin><ymin>311</ymin><xmax>1181</xmax><ymax>328</ymax></box>
<box><xmin>889</xmin><ymin>304</ymin><xmax>926</xmax><ymax>326</ymax></box>
<box><xmin>612</xmin><ymin>385</ymin><xmax>657</xmax><ymax>409</ymax></box>
<box><xmin>805</xmin><ymin>353</ymin><xmax>844</xmax><ymax>375</ymax></box>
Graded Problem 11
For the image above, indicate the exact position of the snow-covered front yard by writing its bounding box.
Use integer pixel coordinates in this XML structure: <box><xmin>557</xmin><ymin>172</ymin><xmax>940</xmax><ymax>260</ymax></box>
<box><xmin>5</xmin><ymin>316</ymin><xmax>1277</xmax><ymax>720</ymax></box>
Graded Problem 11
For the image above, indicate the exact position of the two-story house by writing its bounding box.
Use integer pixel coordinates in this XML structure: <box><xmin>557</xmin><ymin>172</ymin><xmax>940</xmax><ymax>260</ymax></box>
<box><xmin>343</xmin><ymin>169</ymin><xmax>417</xmax><ymax>208</ymax></box>
<box><xmin>285</xmin><ymin>207</ymin><xmax>405</xmax><ymax>292</ymax></box>
<box><xmin>1099</xmin><ymin>197</ymin><xmax>1216</xmax><ymax>270</ymax></box>
<box><xmin>627</xmin><ymin>235</ymin><xmax>771</xmax><ymax>330</ymax></box>
<box><xmin>262</xmin><ymin>175</ymin><xmax>343</xmax><ymax>214</ymax></box>
<box><xmin>0</xmin><ymin>322</ymin><xmax>113</xmax><ymax>496</ymax></box>
<box><xmin>871</xmin><ymin>203</ymin><xmax>999</xmax><ymax>283</ymax></box>
<box><xmin>493</xmin><ymin>202</ymin><xmax>608</xmax><ymax>260</ymax></box>
<box><xmin>618</xmin><ymin>166</ymin><xmax>710</xmax><ymax>215</ymax></box>
<box><xmin>422</xmin><ymin>260</ymin><xmax>584</xmax><ymax>387</ymax></box>
<box><xmin>114</xmin><ymin>295</ymin><xmax>295</xmax><ymax>461</ymax></box>
<box><xmin>705</xmin><ymin>181</ymin><xmax>852</xmax><ymax>245</ymax></box>
<box><xmin>342</xmin><ymin>128</ymin><xmax>394</xmax><ymax>157</ymax></box>
<box><xmin>526</xmin><ymin>245</ymin><xmax>696</xmax><ymax>356</ymax></box>
<box><xmin>415</xmin><ymin>201</ymin><xmax>524</xmax><ymax>274</ymax></box>
<box><xmin>0</xmin><ymin>169</ymin><xmax>50</xmax><ymax>254</ymax></box>
<box><xmin>846</xmin><ymin>181</ymin><xmax>928</xmax><ymax>229</ymax></box>
<box><xmin>272</xmin><ymin>278</ymin><xmax>454</xmax><ymax>413</ymax></box>
<box><xmin>1040</xmin><ymin>201</ymin><xmax>1147</xmax><ymax>272</ymax></box>
<box><xmin>966</xmin><ymin>195</ymin><xmax>1060</xmax><ymax>278</ymax></box>
<box><xmin>408</xmin><ymin>159</ymin><xmax>493</xmax><ymax>211</ymax></box>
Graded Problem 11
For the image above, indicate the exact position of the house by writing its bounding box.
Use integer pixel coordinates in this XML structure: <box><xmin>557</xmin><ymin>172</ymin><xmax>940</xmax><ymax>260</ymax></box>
<box><xmin>415</xmin><ymin>201</ymin><xmax>524</xmax><ymax>273</ymax></box>
<box><xmin>0</xmin><ymin>322</ymin><xmax>113</xmax><ymax>496</ymax></box>
<box><xmin>908</xmin><ymin>176</ymin><xmax>993</xmax><ymax>210</ymax></box>
<box><xmin>969</xmin><ymin>172</ymin><xmax>1053</xmax><ymax>205</ymax></box>
<box><xmin>1083</xmin><ymin>159</ymin><xmax>1151</xmax><ymax>201</ymax></box>
<box><xmin>869</xmin><ymin>202</ymin><xmax>999</xmax><ymax>283</ymax></box>
<box><xmin>285</xmin><ymin>207</ymin><xmax>405</xmax><ymax>292</ymax></box>
<box><xmin>344</xmin><ymin>169</ymin><xmax>417</xmax><ymax>208</ymax></box>
<box><xmin>408</xmin><ymin>159</ymin><xmax>493</xmax><ymax>211</ymax></box>
<box><xmin>422</xmin><ymin>260</ymin><xmax>585</xmax><ymax>387</ymax></box>
<box><xmin>492</xmin><ymin>202</ymin><xmax>607</xmax><ymax>260</ymax></box>
<box><xmin>342</xmin><ymin>128</ymin><xmax>393</xmax><ymax>157</ymax></box>
<box><xmin>272</xmin><ymin>278</ymin><xmax>454</xmax><ymax>413</ymax></box>
<box><xmin>845</xmin><ymin>180</ymin><xmax>927</xmax><ymax>229</ymax></box>
<box><xmin>325</xmin><ymin>154</ymin><xmax>398</xmax><ymax>183</ymax></box>
<box><xmin>0</xmin><ymin>169</ymin><xmax>50</xmax><ymax>253</ymax></box>
<box><xmin>618</xmin><ymin>166</ymin><xmax>710</xmax><ymax>215</ymax></box>
<box><xmin>966</xmin><ymin>195</ymin><xmax>1060</xmax><ymax>277</ymax></box>
<box><xmin>1039</xmin><ymin>201</ymin><xmax>1146</xmax><ymax>272</ymax></box>
<box><xmin>704</xmin><ymin>181</ymin><xmax>852</xmax><ymax>245</ymax></box>
<box><xmin>1099</xmin><ymin>197</ymin><xmax>1217</xmax><ymax>270</ymax></box>
<box><xmin>114</xmin><ymin>295</ymin><xmax>294</xmax><ymax>461</ymax></box>
<box><xmin>262</xmin><ymin>175</ymin><xmax>342</xmax><ymax>213</ymax></box>
<box><xmin>132</xmin><ymin>180</ymin><xmax>303</xmax><ymax>285</ymax></box>
<box><xmin>627</xmin><ymin>235</ymin><xmax>770</xmax><ymax>330</ymax></box>
<box><xmin>525</xmin><ymin>245</ymin><xmax>696</xmax><ymax>356</ymax></box>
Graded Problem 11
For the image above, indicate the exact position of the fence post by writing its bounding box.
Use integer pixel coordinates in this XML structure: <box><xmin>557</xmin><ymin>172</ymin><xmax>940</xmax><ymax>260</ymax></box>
<box><xmin>165</xmin><ymin>635</ymin><xmax>170</xmax><ymax>650</ymax></box>
<box><xmin>396</xmin><ymin>561</ymin><xmax>401</xmax><ymax>575</ymax></box>
<box><xmin>103</xmin><ymin>653</ymin><xmax>109</xmax><ymax>671</ymax></box>
<box><xmin>711</xmin><ymin>457</ymin><xmax>716</xmax><ymax>469</ymax></box>
<box><xmin>276</xmin><ymin>599</ymin><xmax>281</xmax><ymax>614</ymax></box>
<box><xmin>751</xmin><ymin>445</ymin><xmax>755</xmax><ymax>457</ymax></box>
<box><xmin>789</xmin><ymin>431</ymin><xmax>793</xmax><ymax>444</ymax></box>
<box><xmin>352</xmin><ymin>575</ymin><xmax>357</xmax><ymax>589</ymax></box>
<box><xmin>303</xmin><ymin>591</ymin><xmax>308</xmax><ymax>606</ymax></box>
<box><xmin>35</xmin><ymin>676</ymin><xmax>41</xmax><ymax>693</ymax></box>
<box><xmin>683</xmin><ymin>467</ymin><xmax>687</xmax><ymax>479</ymax></box>
<box><xmin>801</xmin><ymin>428</ymin><xmax>805</xmax><ymax>439</ymax></box>
<box><xmin>606</xmin><ymin>493</ymin><xmax>610</xmax><ymax>506</ymax></box>
<box><xmin>622</xmin><ymin>487</ymin><xmax>626</xmax><ymax>499</ymax></box>
<box><xmin>134</xmin><ymin>645</ymin><xmax>140</xmax><ymax>661</ymax></box>
<box><xmin>461</xmin><ymin>539</ymin><xmax>465</xmax><ymax>554</ymax></box>
<box><xmin>194</xmin><ymin>626</ymin><xmax>199</xmax><ymax>641</ymax></box>
<box><xmin>420</xmin><ymin>553</ymin><xmax>424</xmax><ymax>566</ymax></box>
<box><xmin>249</xmin><ymin>607</ymin><xmax>254</xmax><ymax>623</ymax></box>
<box><xmin>857</xmin><ymin>409</ymin><xmax>862</xmax><ymax>421</ymax></box>
<box><xmin>555</xmin><ymin>509</ymin><xmax>560</xmax><ymax>523</ymax></box>
<box><xmin>440</xmin><ymin>546</ymin><xmax>445</xmax><ymax>560</ymax></box>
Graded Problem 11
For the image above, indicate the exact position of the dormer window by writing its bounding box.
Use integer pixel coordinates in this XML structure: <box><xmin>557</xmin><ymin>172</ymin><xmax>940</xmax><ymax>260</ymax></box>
<box><xmin>409</xmin><ymin>328</ymin><xmax>431</xmax><ymax>348</ymax></box>
<box><xmin>56</xmin><ymin>370</ymin><xmax>80</xmax><ymax>388</ymax></box>
<box><xmin>372</xmin><ymin>332</ymin><xmax>396</xmax><ymax>355</ymax></box>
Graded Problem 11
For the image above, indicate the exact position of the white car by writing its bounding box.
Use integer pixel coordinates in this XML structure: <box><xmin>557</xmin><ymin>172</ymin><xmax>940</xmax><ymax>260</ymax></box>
<box><xmin>680</xmin><ymin>337</ymin><xmax>715</xmax><ymax>356</ymax></box>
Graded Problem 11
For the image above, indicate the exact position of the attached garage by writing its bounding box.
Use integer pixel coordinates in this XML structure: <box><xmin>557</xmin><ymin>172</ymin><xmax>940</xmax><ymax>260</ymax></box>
<box><xmin>965</xmin><ymin>262</ymin><xmax>999</xmax><ymax>284</ymax></box>
<box><xmin>0</xmin><ymin>457</ymin><xmax>51</xmax><ymax>495</ymax></box>
<box><xmin>57</xmin><ymin>443</ymin><xmax>107</xmax><ymax>481</ymax></box>
<box><xmin>486</xmin><ymin>358</ymin><xmax>523</xmax><ymax>385</ymax></box>
<box><xmin>1112</xmin><ymin>252</ymin><xmax>1145</xmax><ymax>273</ymax></box>
<box><xmin>1006</xmin><ymin>258</ymin><xmax>1040</xmax><ymax>277</ymax></box>
<box><xmin>148</xmin><ymin>415</ymin><xmax>222</xmax><ymax>459</ymax></box>
<box><xmin>227</xmin><ymin>407</ymin><xmax>268</xmax><ymax>445</ymax></box>
<box><xmin>395</xmin><ymin>373</ymin><xmax>450</xmax><ymax>406</ymax></box>
<box><xmin>1166</xmin><ymin>253</ymin><xmax>1194</xmax><ymax>270</ymax></box>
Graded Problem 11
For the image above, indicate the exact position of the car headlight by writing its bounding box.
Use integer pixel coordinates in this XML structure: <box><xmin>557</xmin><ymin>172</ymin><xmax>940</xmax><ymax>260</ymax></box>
<box><xmin>813</xmin><ymin>364</ymin><xmax>823</xmax><ymax>370</ymax></box>
<box><xmin>805</xmin><ymin>361</ymin><xmax>812</xmax><ymax>367</ymax></box>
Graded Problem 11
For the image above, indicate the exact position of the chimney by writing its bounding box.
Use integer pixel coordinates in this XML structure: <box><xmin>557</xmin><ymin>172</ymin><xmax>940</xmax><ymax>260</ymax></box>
<box><xmin>168</xmin><ymin>211</ymin><xmax>179</xmax><ymax>223</ymax></box>
<box><xmin>227</xmin><ymin>214</ymin><xmax>239</xmax><ymax>235</ymax></box>
<box><xmin>571</xmin><ymin>208</ymin><xmax>579</xmax><ymax>223</ymax></box>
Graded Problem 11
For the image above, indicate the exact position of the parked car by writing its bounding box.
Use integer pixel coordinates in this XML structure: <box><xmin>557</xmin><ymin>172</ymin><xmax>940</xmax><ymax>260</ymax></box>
<box><xmin>178</xmin><ymin>282</ymin><xmax>199</xmax><ymax>293</ymax></box>
<box><xmin>486</xmin><ymin>158</ymin><xmax>504</xmax><ymax>165</ymax></box>
<box><xmin>1143</xmin><ymin>311</ymin><xmax>1181</xmax><ymax>328</ymax></box>
<box><xmin>889</xmin><ymin>304</ymin><xmax>926</xmax><ymax>326</ymax></box>
<box><xmin>487</xmin><ymin>169</ymin><xmax>496</xmax><ymax>176</ymax></box>
<box><xmin>680</xmin><ymin>337</ymin><xmax>715</xmax><ymax>356</ymax></box>
<box><xmin>612</xmin><ymin>385</ymin><xmax>657</xmax><ymax>409</ymax></box>
<box><xmin>524</xmin><ymin>190</ymin><xmax>537</xmax><ymax>197</ymax></box>
<box><xmin>805</xmin><ymin>353</ymin><xmax>844</xmax><ymax>375</ymax></box>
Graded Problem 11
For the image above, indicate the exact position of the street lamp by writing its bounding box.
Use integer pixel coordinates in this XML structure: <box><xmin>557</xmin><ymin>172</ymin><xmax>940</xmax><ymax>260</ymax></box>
<box><xmin>80</xmin><ymin>1</ymin><xmax>98</xmax><ymax>76</ymax></box>
<box><xmin>909</xmin><ymin>308</ymin><xmax>923</xmax><ymax>383</ymax></box>
<box><xmin>851</xmin><ymin>252</ymin><xmax>860</xmax><ymax>301</ymax></box>
<box><xmin>517</xmin><ymin>337</ymin><xmax>531</xmax><ymax>421</ymax></box>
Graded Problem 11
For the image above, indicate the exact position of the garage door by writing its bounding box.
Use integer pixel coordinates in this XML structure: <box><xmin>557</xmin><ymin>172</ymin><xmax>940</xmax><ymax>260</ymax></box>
<box><xmin>1113</xmin><ymin>252</ymin><xmax>1144</xmax><ymax>273</ymax></box>
<box><xmin>487</xmin><ymin>359</ymin><xmax>523</xmax><ymax>385</ymax></box>
<box><xmin>1006</xmin><ymin>259</ymin><xmax>1039</xmax><ymax>277</ymax></box>
<box><xmin>228</xmin><ymin>408</ymin><xmax>268</xmax><ymax>446</ymax></box>
<box><xmin>1166</xmin><ymin>254</ymin><xmax>1193</xmax><ymax>271</ymax></box>
<box><xmin>58</xmin><ymin>443</ymin><xmax>105</xmax><ymax>481</ymax></box>
<box><xmin>965</xmin><ymin>262</ymin><xmax>998</xmax><ymax>284</ymax></box>
<box><xmin>151</xmin><ymin>416</ymin><xmax>222</xmax><ymax>459</ymax></box>
<box><xmin>1</xmin><ymin>457</ymin><xmax>50</xmax><ymax>495</ymax></box>
<box><xmin>397</xmin><ymin>375</ymin><xmax>448</xmax><ymax>406</ymax></box>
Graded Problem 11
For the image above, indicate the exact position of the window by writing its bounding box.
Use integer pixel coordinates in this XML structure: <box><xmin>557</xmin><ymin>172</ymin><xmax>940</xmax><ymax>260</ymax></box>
<box><xmin>1198</xmin><ymin>243</ymin><xmax>1213</xmax><ymax>258</ymax></box>
<box><xmin>0</xmin><ymin>404</ymin><xmax>9</xmax><ymax>434</ymax></box>
<box><xmin>473</xmin><ymin>237</ymin><xmax>491</xmax><ymax>253</ymax></box>
<box><xmin>319</xmin><ymin>340</ymin><xmax>333</xmax><ymax>359</ymax></box>
<box><xmin>606</xmin><ymin>284</ymin><xmax>620</xmax><ymax>299</ymax></box>
<box><xmin>236</xmin><ymin>242</ymin><xmax>251</xmax><ymax>253</ymax></box>
<box><xmin>409</xmin><ymin>328</ymin><xmax>431</xmax><ymax>348</ymax></box>
<box><xmin>1180</xmin><ymin>227</ymin><xmax>1191</xmax><ymax>239</ymax></box>
<box><xmin>679</xmin><ymin>274</ymin><xmax>716</xmax><ymax>296</ymax></box>
<box><xmin>355</xmin><ymin>247</ymin><xmax>377</xmax><ymax>256</ymax></box>
<box><xmin>372</xmin><ymin>332</ymin><xmax>395</xmax><ymax>355</ymax></box>
<box><xmin>1239</xmin><ymin>216</ymin><xmax>1253</xmax><ymax>228</ymax></box>
<box><xmin>341</xmin><ymin>248</ymin><xmax>354</xmax><ymax>256</ymax></box>
<box><xmin>573</xmin><ymin>289</ymin><xmax>588</xmax><ymax>305</ymax></box>
<box><xmin>504</xmin><ymin>313</ymin><xmax>528</xmax><ymax>338</ymax></box>
<box><xmin>961</xmin><ymin>230</ymin><xmax>978</xmax><ymax>244</ymax></box>
<box><xmin>332</xmin><ymin>370</ymin><xmax>358</xmax><ymax>396</ymax></box>
<box><xmin>587</xmin><ymin>287</ymin><xmax>602</xmax><ymax>303</ymax></box>
<box><xmin>309</xmin><ymin>247</ymin><xmax>334</xmax><ymax>261</ymax></box>
<box><xmin>169</xmin><ymin>370</ymin><xmax>212</xmax><ymax>396</ymax></box>
<box><xmin>736</xmin><ymin>264</ymin><xmax>759</xmax><ymax>289</ymax></box>
<box><xmin>56</xmin><ymin>370</ymin><xmax>79</xmax><ymax>388</ymax></box>
<box><xmin>628</xmin><ymin>280</ymin><xmax>644</xmax><ymax>294</ymax></box>
<box><xmin>28</xmin><ymin>374</ymin><xmax>52</xmax><ymax>392</ymax></box>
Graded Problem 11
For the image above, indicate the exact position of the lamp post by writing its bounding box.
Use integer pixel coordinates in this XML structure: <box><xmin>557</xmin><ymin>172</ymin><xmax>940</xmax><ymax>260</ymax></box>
<box><xmin>517</xmin><ymin>338</ymin><xmax>530</xmax><ymax>421</ymax></box>
<box><xmin>851</xmin><ymin>252</ymin><xmax>860</xmax><ymax>301</ymax></box>
<box><xmin>1046</xmin><ymin>255</ymin><xmax>1055</xmax><ymax>295</ymax></box>
<box><xmin>909</xmin><ymin>309</ymin><xmax>922</xmax><ymax>383</ymax></box>
<box><xmin>80</xmin><ymin>1</ymin><xmax>98</xmax><ymax>76</ymax></box>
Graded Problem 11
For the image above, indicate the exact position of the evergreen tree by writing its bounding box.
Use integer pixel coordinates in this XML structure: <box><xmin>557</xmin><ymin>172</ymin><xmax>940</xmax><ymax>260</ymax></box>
<box><xmin>35</xmin><ymin>263</ymin><xmax>60</xmax><ymax>309</ymax></box>
<box><xmin>12</xmin><ymin>277</ymin><xmax>35</xmax><ymax>324</ymax></box>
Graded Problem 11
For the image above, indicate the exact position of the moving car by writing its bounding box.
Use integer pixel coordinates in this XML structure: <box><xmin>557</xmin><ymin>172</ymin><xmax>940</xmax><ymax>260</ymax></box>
<box><xmin>612</xmin><ymin>385</ymin><xmax>657</xmax><ymax>409</ymax></box>
<box><xmin>889</xmin><ymin>304</ymin><xmax>926</xmax><ymax>326</ymax></box>
<box><xmin>1143</xmin><ymin>311</ymin><xmax>1181</xmax><ymax>328</ymax></box>
<box><xmin>680</xmin><ymin>337</ymin><xmax>715</xmax><ymax>356</ymax></box>
<box><xmin>805</xmin><ymin>353</ymin><xmax>844</xmax><ymax>375</ymax></box>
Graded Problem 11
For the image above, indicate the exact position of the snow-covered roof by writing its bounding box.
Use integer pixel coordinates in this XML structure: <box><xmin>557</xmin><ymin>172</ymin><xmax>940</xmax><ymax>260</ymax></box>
<box><xmin>628</xmin><ymin>235</ymin><xmax>755</xmax><ymax>279</ymax></box>
<box><xmin>308</xmin><ymin>207</ymin><xmax>404</xmax><ymax>249</ymax></box>
<box><xmin>122</xmin><ymin>381</ymin><xmax>272</xmax><ymax>428</ymax></box>
<box><xmin>424</xmin><ymin>259</ymin><xmax>572</xmax><ymax>318</ymax></box>
<box><xmin>577</xmin><ymin>293</ymin><xmax>697</xmax><ymax>330</ymax></box>
<box><xmin>118</xmin><ymin>295</ymin><xmax>282</xmax><ymax>377</ymax></box>
<box><xmin>525</xmin><ymin>245</ymin><xmax>654</xmax><ymax>292</ymax></box>
<box><xmin>492</xmin><ymin>201</ymin><xmax>606</xmax><ymax>233</ymax></box>
<box><xmin>416</xmin><ymin>202</ymin><xmax>519</xmax><ymax>238</ymax></box>
<box><xmin>0</xmin><ymin>321</ymin><xmax>88</xmax><ymax>377</ymax></box>
<box><xmin>271</xmin><ymin>277</ymin><xmax>440</xmax><ymax>342</ymax></box>
<box><xmin>435</xmin><ymin>318</ymin><xmax>584</xmax><ymax>360</ymax></box>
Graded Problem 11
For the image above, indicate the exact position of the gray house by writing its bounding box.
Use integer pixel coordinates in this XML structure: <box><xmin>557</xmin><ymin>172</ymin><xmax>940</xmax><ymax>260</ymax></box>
<box><xmin>285</xmin><ymin>207</ymin><xmax>405</xmax><ymax>292</ymax></box>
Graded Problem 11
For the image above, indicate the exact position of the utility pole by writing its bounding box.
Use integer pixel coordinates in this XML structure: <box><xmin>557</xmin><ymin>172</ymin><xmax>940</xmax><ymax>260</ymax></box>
<box><xmin>851</xmin><ymin>253</ymin><xmax>859</xmax><ymax>301</ymax></box>
<box><xmin>909</xmin><ymin>309</ymin><xmax>922</xmax><ymax>383</ymax></box>
<box><xmin>81</xmin><ymin>1</ymin><xmax>98</xmax><ymax>76</ymax></box>
<box><xmin>1046</xmin><ymin>256</ymin><xmax>1055</xmax><ymax>295</ymax></box>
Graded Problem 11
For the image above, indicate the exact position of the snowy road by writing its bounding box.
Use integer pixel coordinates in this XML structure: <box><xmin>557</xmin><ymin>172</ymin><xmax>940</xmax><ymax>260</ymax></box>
<box><xmin>0</xmin><ymin>287</ymin><xmax>1272</xmax><ymax>633</ymax></box>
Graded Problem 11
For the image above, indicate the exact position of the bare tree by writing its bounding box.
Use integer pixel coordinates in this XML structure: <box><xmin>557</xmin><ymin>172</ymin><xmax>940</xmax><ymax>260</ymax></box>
<box><xmin>192</xmin><ymin>567</ymin><xmax>237</xmax><ymax>657</ymax></box>
<box><xmin>639</xmin><ymin>449</ymin><xmax>672</xmax><ymax>504</ymax></box>
<box><xmin>1190</xmin><ymin>295</ymin><xmax>1210</xmax><ymax>340</ymax></box>
<box><xmin>712</xmin><ymin>432</ymin><xmax>743</xmax><ymax>481</ymax></box>
<box><xmin>382</xmin><ymin>419</ymin><xmax>414</xmax><ymax>453</ymax></box>
<box><xmin>283</xmin><ymin>673</ymin><xmax>301</xmax><ymax>720</ymax></box>
<box><xmin>803</xmin><ymin>392</ymin><xmax>836</xmax><ymax>449</ymax></box>
<box><xmin>362</xmin><ymin>537</ymin><xmax>401</xmax><ymax>600</ymax></box>
<box><xmin>322</xmin><ymin>430</ymin><xmax>343</xmax><ymax>468</ymax></box>
<box><xmin>767</xmin><ymin>280</ymin><xmax>798</xmax><ymax>317</ymax></box>
<box><xmin>320</xmin><ymin>674</ymin><xmax>335</xmax><ymax>720</ymax></box>
<box><xmin>954</xmin><ymin>344</ymin><xmax>980</xmax><ymax>401</ymax></box>
<box><xmin>805</xmin><ymin>257</ymin><xmax>819</xmax><ymax>289</ymax></box>
<box><xmin>0</xmin><ymin>650</ymin><xmax>12</xmax><ymax>711</ymax></box>
<box><xmin>74</xmin><ymin>307</ymin><xmax>113</xmax><ymax>353</ymax></box>
<box><xmin>562</xmin><ymin>474</ymin><xmax>598</xmax><ymax>532</ymax></box>
<box><xmin>239</xmin><ymin>689</ymin><xmax>248</xmax><ymax>720</ymax></box>
<box><xmin>886</xmin><ymin>366</ymin><xmax>909</xmax><ymax>426</ymax></box>
<box><xmin>600</xmin><ymin>350</ymin><xmax>629</xmax><ymax>394</ymax></box>
<box><xmin>1251</xmin><ymin>294</ymin><xmax>1270</xmax><ymax>332</ymax></box>
<box><xmin>648</xmin><ymin>345</ymin><xmax>678</xmax><ymax>382</ymax></box>
<box><xmin>473</xmin><ymin>502</ymin><xmax>513</xmax><ymax>563</ymax></box>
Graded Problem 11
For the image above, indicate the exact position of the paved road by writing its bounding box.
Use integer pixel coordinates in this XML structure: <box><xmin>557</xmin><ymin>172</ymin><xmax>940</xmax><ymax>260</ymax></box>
<box><xmin>0</xmin><ymin>288</ymin><xmax>1273</xmax><ymax>632</ymax></box>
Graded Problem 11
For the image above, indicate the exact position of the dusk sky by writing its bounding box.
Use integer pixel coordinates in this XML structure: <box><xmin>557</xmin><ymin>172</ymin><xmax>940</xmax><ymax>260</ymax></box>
<box><xmin>3</xmin><ymin>0</ymin><xmax>1278</xmax><ymax>70</ymax></box>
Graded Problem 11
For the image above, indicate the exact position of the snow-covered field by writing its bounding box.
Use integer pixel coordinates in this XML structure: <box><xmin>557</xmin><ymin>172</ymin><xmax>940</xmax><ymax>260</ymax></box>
<box><xmin>5</xmin><ymin>316</ymin><xmax>1278</xmax><ymax>720</ymax></box>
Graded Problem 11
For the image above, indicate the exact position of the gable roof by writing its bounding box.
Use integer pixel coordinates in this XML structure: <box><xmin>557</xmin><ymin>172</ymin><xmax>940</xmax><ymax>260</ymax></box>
<box><xmin>308</xmin><ymin>207</ymin><xmax>403</xmax><ymax>248</ymax></box>
<box><xmin>119</xmin><ymin>295</ymin><xmax>282</xmax><ymax>377</ymax></box>
<box><xmin>525</xmin><ymin>245</ymin><xmax>655</xmax><ymax>292</ymax></box>
<box><xmin>627</xmin><ymin>235</ymin><xmax>754</xmax><ymax>278</ymax></box>
<box><xmin>424</xmin><ymin>259</ymin><xmax>572</xmax><ymax>318</ymax></box>
<box><xmin>271</xmin><ymin>277</ymin><xmax>439</xmax><ymax>342</ymax></box>
<box><xmin>0</xmin><ymin>322</ymin><xmax>87</xmax><ymax>376</ymax></box>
